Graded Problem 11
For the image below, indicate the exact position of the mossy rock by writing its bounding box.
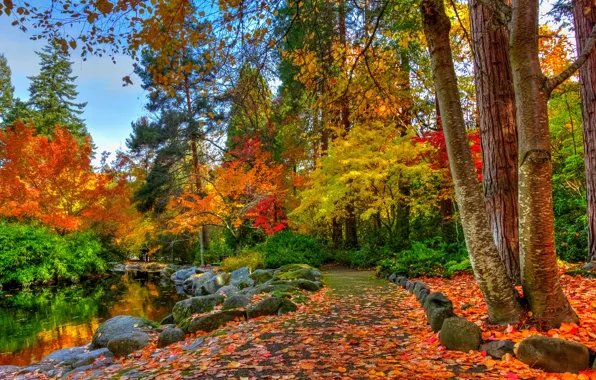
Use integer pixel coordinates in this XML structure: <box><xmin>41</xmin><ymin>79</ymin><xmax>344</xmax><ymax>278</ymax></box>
<box><xmin>249</xmin><ymin>269</ymin><xmax>275</xmax><ymax>285</ymax></box>
<box><xmin>172</xmin><ymin>294</ymin><xmax>225</xmax><ymax>323</ymax></box>
<box><xmin>91</xmin><ymin>316</ymin><xmax>157</xmax><ymax>349</ymax></box>
<box><xmin>271</xmin><ymin>290</ymin><xmax>292</xmax><ymax>298</ymax></box>
<box><xmin>247</xmin><ymin>297</ymin><xmax>296</xmax><ymax>319</ymax></box>
<box><xmin>277</xmin><ymin>264</ymin><xmax>314</xmax><ymax>273</ymax></box>
<box><xmin>187</xmin><ymin>310</ymin><xmax>246</xmax><ymax>333</ymax></box>
<box><xmin>275</xmin><ymin>268</ymin><xmax>317</xmax><ymax>281</ymax></box>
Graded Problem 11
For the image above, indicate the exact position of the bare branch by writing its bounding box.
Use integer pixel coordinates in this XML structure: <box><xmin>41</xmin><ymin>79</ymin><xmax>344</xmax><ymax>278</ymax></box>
<box><xmin>545</xmin><ymin>24</ymin><xmax>596</xmax><ymax>93</ymax></box>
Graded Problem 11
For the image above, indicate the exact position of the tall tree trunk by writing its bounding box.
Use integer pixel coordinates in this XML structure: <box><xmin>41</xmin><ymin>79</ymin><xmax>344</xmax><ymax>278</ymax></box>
<box><xmin>421</xmin><ymin>0</ymin><xmax>522</xmax><ymax>324</ymax></box>
<box><xmin>509</xmin><ymin>0</ymin><xmax>578</xmax><ymax>327</ymax></box>
<box><xmin>469</xmin><ymin>0</ymin><xmax>520</xmax><ymax>283</ymax></box>
<box><xmin>573</xmin><ymin>0</ymin><xmax>596</xmax><ymax>263</ymax></box>
<box><xmin>332</xmin><ymin>219</ymin><xmax>343</xmax><ymax>248</ymax></box>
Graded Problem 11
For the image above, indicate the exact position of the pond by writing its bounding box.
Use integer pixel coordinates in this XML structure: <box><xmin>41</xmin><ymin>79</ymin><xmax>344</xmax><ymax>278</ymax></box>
<box><xmin>0</xmin><ymin>270</ymin><xmax>186</xmax><ymax>366</ymax></box>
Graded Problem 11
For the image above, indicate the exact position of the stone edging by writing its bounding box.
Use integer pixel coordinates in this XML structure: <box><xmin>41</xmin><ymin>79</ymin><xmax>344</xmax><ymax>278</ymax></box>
<box><xmin>385</xmin><ymin>273</ymin><xmax>595</xmax><ymax>374</ymax></box>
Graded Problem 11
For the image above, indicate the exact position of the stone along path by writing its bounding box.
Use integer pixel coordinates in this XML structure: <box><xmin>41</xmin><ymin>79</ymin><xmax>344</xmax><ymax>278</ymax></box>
<box><xmin>66</xmin><ymin>269</ymin><xmax>502</xmax><ymax>379</ymax></box>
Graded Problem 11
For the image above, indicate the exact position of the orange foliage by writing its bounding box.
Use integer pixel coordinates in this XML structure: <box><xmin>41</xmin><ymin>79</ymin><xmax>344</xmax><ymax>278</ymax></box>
<box><xmin>168</xmin><ymin>138</ymin><xmax>287</xmax><ymax>236</ymax></box>
<box><xmin>0</xmin><ymin>121</ymin><xmax>131</xmax><ymax>233</ymax></box>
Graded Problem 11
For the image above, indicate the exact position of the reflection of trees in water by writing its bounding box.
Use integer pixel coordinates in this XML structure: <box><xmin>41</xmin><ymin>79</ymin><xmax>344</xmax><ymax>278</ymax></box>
<box><xmin>0</xmin><ymin>271</ymin><xmax>184</xmax><ymax>366</ymax></box>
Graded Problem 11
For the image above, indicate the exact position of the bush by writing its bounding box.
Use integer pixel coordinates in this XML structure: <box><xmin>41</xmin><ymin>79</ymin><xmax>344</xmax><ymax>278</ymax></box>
<box><xmin>378</xmin><ymin>237</ymin><xmax>470</xmax><ymax>278</ymax></box>
<box><xmin>262</xmin><ymin>230</ymin><xmax>324</xmax><ymax>268</ymax></box>
<box><xmin>0</xmin><ymin>222</ymin><xmax>106</xmax><ymax>287</ymax></box>
<box><xmin>220</xmin><ymin>250</ymin><xmax>264</xmax><ymax>272</ymax></box>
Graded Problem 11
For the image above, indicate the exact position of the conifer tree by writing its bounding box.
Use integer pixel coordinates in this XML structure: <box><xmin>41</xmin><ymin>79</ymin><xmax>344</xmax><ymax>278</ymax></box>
<box><xmin>0</xmin><ymin>53</ymin><xmax>14</xmax><ymax>121</ymax></box>
<box><xmin>27</xmin><ymin>42</ymin><xmax>88</xmax><ymax>140</ymax></box>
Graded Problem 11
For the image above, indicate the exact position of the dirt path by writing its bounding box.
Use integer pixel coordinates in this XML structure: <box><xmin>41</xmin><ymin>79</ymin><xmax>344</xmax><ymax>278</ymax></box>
<box><xmin>67</xmin><ymin>269</ymin><xmax>503</xmax><ymax>379</ymax></box>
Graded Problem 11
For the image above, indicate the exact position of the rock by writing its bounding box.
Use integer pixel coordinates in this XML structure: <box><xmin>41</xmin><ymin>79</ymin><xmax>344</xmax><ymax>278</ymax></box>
<box><xmin>0</xmin><ymin>366</ymin><xmax>20</xmax><ymax>377</ymax></box>
<box><xmin>216</xmin><ymin>285</ymin><xmax>240</xmax><ymax>297</ymax></box>
<box><xmin>125</xmin><ymin>263</ymin><xmax>141</xmax><ymax>271</ymax></box>
<box><xmin>275</xmin><ymin>268</ymin><xmax>318</xmax><ymax>281</ymax></box>
<box><xmin>439</xmin><ymin>317</ymin><xmax>482</xmax><ymax>352</ymax></box>
<box><xmin>223</xmin><ymin>295</ymin><xmax>251</xmax><ymax>310</ymax></box>
<box><xmin>106</xmin><ymin>332</ymin><xmax>150</xmax><ymax>357</ymax></box>
<box><xmin>42</xmin><ymin>346</ymin><xmax>88</xmax><ymax>365</ymax></box>
<box><xmin>172</xmin><ymin>294</ymin><xmax>225</xmax><ymax>323</ymax></box>
<box><xmin>417</xmin><ymin>288</ymin><xmax>430</xmax><ymax>303</ymax></box>
<box><xmin>413</xmin><ymin>281</ymin><xmax>428</xmax><ymax>296</ymax></box>
<box><xmin>182</xmin><ymin>338</ymin><xmax>205</xmax><ymax>352</ymax></box>
<box><xmin>423</xmin><ymin>292</ymin><xmax>455</xmax><ymax>332</ymax></box>
<box><xmin>241</xmin><ymin>284</ymin><xmax>274</xmax><ymax>297</ymax></box>
<box><xmin>229</xmin><ymin>267</ymin><xmax>252</xmax><ymax>288</ymax></box>
<box><xmin>388</xmin><ymin>273</ymin><xmax>397</xmax><ymax>282</ymax></box>
<box><xmin>250</xmin><ymin>269</ymin><xmax>275</xmax><ymax>284</ymax></box>
<box><xmin>91</xmin><ymin>315</ymin><xmax>156</xmax><ymax>348</ymax></box>
<box><xmin>405</xmin><ymin>281</ymin><xmax>413</xmax><ymax>291</ymax></box>
<box><xmin>157</xmin><ymin>327</ymin><xmax>186</xmax><ymax>348</ymax></box>
<box><xmin>583</xmin><ymin>262</ymin><xmax>595</xmax><ymax>271</ymax></box>
<box><xmin>160</xmin><ymin>314</ymin><xmax>175</xmax><ymax>325</ymax></box>
<box><xmin>171</xmin><ymin>267</ymin><xmax>198</xmax><ymax>284</ymax></box>
<box><xmin>161</xmin><ymin>264</ymin><xmax>181</xmax><ymax>278</ymax></box>
<box><xmin>187</xmin><ymin>310</ymin><xmax>246</xmax><ymax>333</ymax></box>
<box><xmin>183</xmin><ymin>271</ymin><xmax>215</xmax><ymax>295</ymax></box>
<box><xmin>201</xmin><ymin>272</ymin><xmax>230</xmax><ymax>295</ymax></box>
<box><xmin>247</xmin><ymin>297</ymin><xmax>296</xmax><ymax>319</ymax></box>
<box><xmin>396</xmin><ymin>276</ymin><xmax>407</xmax><ymax>286</ymax></box>
<box><xmin>71</xmin><ymin>348</ymin><xmax>113</xmax><ymax>369</ymax></box>
<box><xmin>516</xmin><ymin>335</ymin><xmax>590</xmax><ymax>373</ymax></box>
<box><xmin>277</xmin><ymin>263</ymin><xmax>314</xmax><ymax>272</ymax></box>
<box><xmin>286</xmin><ymin>279</ymin><xmax>321</xmax><ymax>292</ymax></box>
<box><xmin>232</xmin><ymin>277</ymin><xmax>255</xmax><ymax>289</ymax></box>
<box><xmin>480</xmin><ymin>340</ymin><xmax>515</xmax><ymax>359</ymax></box>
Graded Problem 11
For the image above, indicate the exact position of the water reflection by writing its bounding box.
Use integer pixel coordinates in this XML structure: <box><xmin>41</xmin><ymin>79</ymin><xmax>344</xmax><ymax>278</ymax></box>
<box><xmin>0</xmin><ymin>271</ymin><xmax>185</xmax><ymax>366</ymax></box>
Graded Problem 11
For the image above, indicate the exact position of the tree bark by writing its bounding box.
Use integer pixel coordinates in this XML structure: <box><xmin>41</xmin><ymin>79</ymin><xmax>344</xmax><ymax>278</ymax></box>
<box><xmin>421</xmin><ymin>0</ymin><xmax>522</xmax><ymax>324</ymax></box>
<box><xmin>470</xmin><ymin>0</ymin><xmax>520</xmax><ymax>283</ymax></box>
<box><xmin>509</xmin><ymin>0</ymin><xmax>578</xmax><ymax>327</ymax></box>
<box><xmin>573</xmin><ymin>0</ymin><xmax>596</xmax><ymax>263</ymax></box>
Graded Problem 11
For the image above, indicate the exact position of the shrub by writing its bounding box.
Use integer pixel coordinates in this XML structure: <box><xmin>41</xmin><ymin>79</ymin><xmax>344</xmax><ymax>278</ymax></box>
<box><xmin>378</xmin><ymin>237</ymin><xmax>470</xmax><ymax>278</ymax></box>
<box><xmin>262</xmin><ymin>230</ymin><xmax>324</xmax><ymax>268</ymax></box>
<box><xmin>220</xmin><ymin>250</ymin><xmax>264</xmax><ymax>272</ymax></box>
<box><xmin>0</xmin><ymin>221</ymin><xmax>106</xmax><ymax>287</ymax></box>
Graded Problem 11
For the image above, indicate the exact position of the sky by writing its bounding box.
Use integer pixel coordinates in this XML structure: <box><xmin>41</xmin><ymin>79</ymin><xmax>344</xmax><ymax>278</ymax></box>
<box><xmin>0</xmin><ymin>18</ymin><xmax>147</xmax><ymax>163</ymax></box>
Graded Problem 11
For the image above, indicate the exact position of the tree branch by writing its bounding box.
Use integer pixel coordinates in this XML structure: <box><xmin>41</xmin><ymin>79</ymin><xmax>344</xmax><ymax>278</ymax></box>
<box><xmin>545</xmin><ymin>24</ymin><xmax>596</xmax><ymax>93</ymax></box>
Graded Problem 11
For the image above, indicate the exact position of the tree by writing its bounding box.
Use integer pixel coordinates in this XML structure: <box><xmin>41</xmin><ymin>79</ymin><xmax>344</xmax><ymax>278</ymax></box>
<box><xmin>0</xmin><ymin>53</ymin><xmax>14</xmax><ymax>120</ymax></box>
<box><xmin>420</xmin><ymin>0</ymin><xmax>522</xmax><ymax>324</ymax></box>
<box><xmin>0</xmin><ymin>121</ymin><xmax>128</xmax><ymax>234</ymax></box>
<box><xmin>27</xmin><ymin>42</ymin><xmax>88</xmax><ymax>141</ymax></box>
<box><xmin>572</xmin><ymin>0</ymin><xmax>596</xmax><ymax>263</ymax></box>
<box><xmin>469</xmin><ymin>0</ymin><xmax>520</xmax><ymax>284</ymax></box>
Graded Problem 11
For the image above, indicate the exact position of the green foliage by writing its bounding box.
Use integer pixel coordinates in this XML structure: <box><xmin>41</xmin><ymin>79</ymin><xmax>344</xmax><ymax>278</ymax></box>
<box><xmin>0</xmin><ymin>221</ymin><xmax>105</xmax><ymax>287</ymax></box>
<box><xmin>262</xmin><ymin>230</ymin><xmax>324</xmax><ymax>268</ymax></box>
<box><xmin>378</xmin><ymin>237</ymin><xmax>470</xmax><ymax>278</ymax></box>
<box><xmin>220</xmin><ymin>250</ymin><xmax>264</xmax><ymax>272</ymax></box>
<box><xmin>0</xmin><ymin>53</ymin><xmax>14</xmax><ymax>119</ymax></box>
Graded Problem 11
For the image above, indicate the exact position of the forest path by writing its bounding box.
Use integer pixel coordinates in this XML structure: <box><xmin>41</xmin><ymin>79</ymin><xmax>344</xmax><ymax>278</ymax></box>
<box><xmin>74</xmin><ymin>268</ymin><xmax>497</xmax><ymax>379</ymax></box>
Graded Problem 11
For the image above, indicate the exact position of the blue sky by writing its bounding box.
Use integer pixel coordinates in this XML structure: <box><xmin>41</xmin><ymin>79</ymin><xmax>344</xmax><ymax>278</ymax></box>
<box><xmin>0</xmin><ymin>18</ymin><xmax>147</xmax><ymax>163</ymax></box>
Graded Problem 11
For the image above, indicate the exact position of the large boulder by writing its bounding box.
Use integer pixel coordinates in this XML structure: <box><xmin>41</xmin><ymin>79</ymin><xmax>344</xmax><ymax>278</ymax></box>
<box><xmin>161</xmin><ymin>264</ymin><xmax>181</xmax><ymax>278</ymax></box>
<box><xmin>277</xmin><ymin>264</ymin><xmax>314</xmax><ymax>273</ymax></box>
<box><xmin>91</xmin><ymin>316</ymin><xmax>156</xmax><ymax>349</ymax></box>
<box><xmin>516</xmin><ymin>335</ymin><xmax>590</xmax><ymax>373</ymax></box>
<box><xmin>172</xmin><ymin>294</ymin><xmax>225</xmax><ymax>323</ymax></box>
<box><xmin>247</xmin><ymin>297</ymin><xmax>297</xmax><ymax>319</ymax></box>
<box><xmin>250</xmin><ymin>269</ymin><xmax>275</xmax><ymax>284</ymax></box>
<box><xmin>223</xmin><ymin>295</ymin><xmax>251</xmax><ymax>310</ymax></box>
<box><xmin>275</xmin><ymin>268</ymin><xmax>318</xmax><ymax>282</ymax></box>
<box><xmin>480</xmin><ymin>340</ymin><xmax>515</xmax><ymax>359</ymax></box>
<box><xmin>106</xmin><ymin>332</ymin><xmax>150</xmax><ymax>357</ymax></box>
<box><xmin>285</xmin><ymin>279</ymin><xmax>321</xmax><ymax>292</ymax></box>
<box><xmin>187</xmin><ymin>310</ymin><xmax>246</xmax><ymax>333</ymax></box>
<box><xmin>201</xmin><ymin>272</ymin><xmax>230</xmax><ymax>295</ymax></box>
<box><xmin>157</xmin><ymin>327</ymin><xmax>186</xmax><ymax>348</ymax></box>
<box><xmin>423</xmin><ymin>292</ymin><xmax>455</xmax><ymax>332</ymax></box>
<box><xmin>439</xmin><ymin>317</ymin><xmax>482</xmax><ymax>352</ymax></box>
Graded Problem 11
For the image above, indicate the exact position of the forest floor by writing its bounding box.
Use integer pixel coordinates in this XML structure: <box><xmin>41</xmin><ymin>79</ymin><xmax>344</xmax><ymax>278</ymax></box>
<box><xmin>65</xmin><ymin>268</ymin><xmax>596</xmax><ymax>379</ymax></box>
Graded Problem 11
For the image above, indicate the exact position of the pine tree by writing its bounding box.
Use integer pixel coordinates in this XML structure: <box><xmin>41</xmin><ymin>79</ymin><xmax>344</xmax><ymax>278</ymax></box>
<box><xmin>27</xmin><ymin>42</ymin><xmax>88</xmax><ymax>140</ymax></box>
<box><xmin>0</xmin><ymin>53</ymin><xmax>14</xmax><ymax>121</ymax></box>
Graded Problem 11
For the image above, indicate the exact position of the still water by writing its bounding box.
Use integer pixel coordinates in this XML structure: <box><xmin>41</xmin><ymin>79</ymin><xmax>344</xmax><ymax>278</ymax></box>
<box><xmin>0</xmin><ymin>270</ymin><xmax>186</xmax><ymax>366</ymax></box>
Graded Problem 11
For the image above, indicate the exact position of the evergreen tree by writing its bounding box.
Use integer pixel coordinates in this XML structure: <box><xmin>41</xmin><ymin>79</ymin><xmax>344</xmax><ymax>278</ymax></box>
<box><xmin>0</xmin><ymin>53</ymin><xmax>14</xmax><ymax>121</ymax></box>
<box><xmin>27</xmin><ymin>42</ymin><xmax>88</xmax><ymax>140</ymax></box>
